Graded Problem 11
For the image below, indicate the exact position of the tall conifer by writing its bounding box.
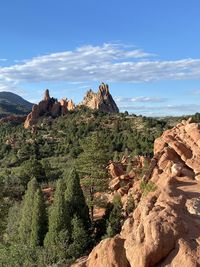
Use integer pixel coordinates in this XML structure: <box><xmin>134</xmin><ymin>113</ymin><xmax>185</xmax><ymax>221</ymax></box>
<box><xmin>18</xmin><ymin>177</ymin><xmax>38</xmax><ymax>244</ymax></box>
<box><xmin>77</xmin><ymin>132</ymin><xmax>109</xmax><ymax>219</ymax></box>
<box><xmin>44</xmin><ymin>179</ymin><xmax>70</xmax><ymax>251</ymax></box>
<box><xmin>67</xmin><ymin>215</ymin><xmax>89</xmax><ymax>259</ymax></box>
<box><xmin>30</xmin><ymin>188</ymin><xmax>47</xmax><ymax>247</ymax></box>
<box><xmin>64</xmin><ymin>168</ymin><xmax>90</xmax><ymax>229</ymax></box>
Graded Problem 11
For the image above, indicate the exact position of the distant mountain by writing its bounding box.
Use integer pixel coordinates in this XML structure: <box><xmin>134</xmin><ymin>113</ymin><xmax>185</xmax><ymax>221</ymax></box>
<box><xmin>0</xmin><ymin>91</ymin><xmax>33</xmax><ymax>118</ymax></box>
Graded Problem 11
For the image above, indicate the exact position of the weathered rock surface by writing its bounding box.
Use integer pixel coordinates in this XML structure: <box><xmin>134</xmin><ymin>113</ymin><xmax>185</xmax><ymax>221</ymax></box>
<box><xmin>73</xmin><ymin>118</ymin><xmax>200</xmax><ymax>267</ymax></box>
<box><xmin>24</xmin><ymin>89</ymin><xmax>75</xmax><ymax>129</ymax></box>
<box><xmin>76</xmin><ymin>236</ymin><xmax>130</xmax><ymax>267</ymax></box>
<box><xmin>80</xmin><ymin>83</ymin><xmax>119</xmax><ymax>113</ymax></box>
<box><xmin>107</xmin><ymin>156</ymin><xmax>149</xmax><ymax>208</ymax></box>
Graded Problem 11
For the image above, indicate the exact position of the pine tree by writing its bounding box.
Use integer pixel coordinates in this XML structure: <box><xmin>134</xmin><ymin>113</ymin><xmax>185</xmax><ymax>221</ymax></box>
<box><xmin>64</xmin><ymin>168</ymin><xmax>90</xmax><ymax>229</ymax></box>
<box><xmin>67</xmin><ymin>215</ymin><xmax>89</xmax><ymax>259</ymax></box>
<box><xmin>77</xmin><ymin>132</ymin><xmax>109</xmax><ymax>219</ymax></box>
<box><xmin>19</xmin><ymin>158</ymin><xmax>46</xmax><ymax>185</ymax></box>
<box><xmin>30</xmin><ymin>188</ymin><xmax>47</xmax><ymax>247</ymax></box>
<box><xmin>106</xmin><ymin>194</ymin><xmax>123</xmax><ymax>237</ymax></box>
<box><xmin>44</xmin><ymin>179</ymin><xmax>70</xmax><ymax>259</ymax></box>
<box><xmin>18</xmin><ymin>177</ymin><xmax>38</xmax><ymax>244</ymax></box>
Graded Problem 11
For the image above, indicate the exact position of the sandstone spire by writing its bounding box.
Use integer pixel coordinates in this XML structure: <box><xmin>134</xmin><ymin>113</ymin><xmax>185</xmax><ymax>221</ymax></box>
<box><xmin>24</xmin><ymin>89</ymin><xmax>75</xmax><ymax>129</ymax></box>
<box><xmin>80</xmin><ymin>83</ymin><xmax>119</xmax><ymax>113</ymax></box>
<box><xmin>44</xmin><ymin>89</ymin><xmax>50</xmax><ymax>101</ymax></box>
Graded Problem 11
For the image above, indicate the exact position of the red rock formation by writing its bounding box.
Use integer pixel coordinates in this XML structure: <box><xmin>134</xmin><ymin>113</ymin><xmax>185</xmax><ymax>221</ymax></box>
<box><xmin>24</xmin><ymin>89</ymin><xmax>75</xmax><ymax>129</ymax></box>
<box><xmin>59</xmin><ymin>98</ymin><xmax>75</xmax><ymax>115</ymax></box>
<box><xmin>73</xmin><ymin>118</ymin><xmax>200</xmax><ymax>267</ymax></box>
<box><xmin>107</xmin><ymin>161</ymin><xmax>125</xmax><ymax>178</ymax></box>
<box><xmin>80</xmin><ymin>83</ymin><xmax>119</xmax><ymax>113</ymax></box>
<box><xmin>44</xmin><ymin>89</ymin><xmax>50</xmax><ymax>101</ymax></box>
<box><xmin>72</xmin><ymin>236</ymin><xmax>130</xmax><ymax>267</ymax></box>
<box><xmin>108</xmin><ymin>156</ymin><xmax>149</xmax><ymax>200</ymax></box>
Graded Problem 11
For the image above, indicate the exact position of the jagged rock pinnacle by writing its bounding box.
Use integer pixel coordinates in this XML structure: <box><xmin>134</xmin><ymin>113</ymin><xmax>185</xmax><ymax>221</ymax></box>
<box><xmin>24</xmin><ymin>89</ymin><xmax>75</xmax><ymax>129</ymax></box>
<box><xmin>80</xmin><ymin>83</ymin><xmax>119</xmax><ymax>113</ymax></box>
<box><xmin>44</xmin><ymin>89</ymin><xmax>50</xmax><ymax>101</ymax></box>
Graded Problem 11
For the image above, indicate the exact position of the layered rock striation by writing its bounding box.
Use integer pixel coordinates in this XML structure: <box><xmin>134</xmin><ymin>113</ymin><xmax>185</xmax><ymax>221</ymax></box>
<box><xmin>24</xmin><ymin>89</ymin><xmax>75</xmax><ymax>129</ymax></box>
<box><xmin>80</xmin><ymin>83</ymin><xmax>119</xmax><ymax>113</ymax></box>
<box><xmin>73</xmin><ymin>118</ymin><xmax>200</xmax><ymax>267</ymax></box>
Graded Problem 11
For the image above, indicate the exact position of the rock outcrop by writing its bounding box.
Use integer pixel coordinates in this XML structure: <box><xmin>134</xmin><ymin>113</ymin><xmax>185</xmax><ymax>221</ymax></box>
<box><xmin>106</xmin><ymin>156</ymin><xmax>150</xmax><ymax>209</ymax></box>
<box><xmin>24</xmin><ymin>89</ymin><xmax>75</xmax><ymax>129</ymax></box>
<box><xmin>24</xmin><ymin>84</ymin><xmax>118</xmax><ymax>128</ymax></box>
<box><xmin>73</xmin><ymin>118</ymin><xmax>200</xmax><ymax>267</ymax></box>
<box><xmin>80</xmin><ymin>83</ymin><xmax>119</xmax><ymax>113</ymax></box>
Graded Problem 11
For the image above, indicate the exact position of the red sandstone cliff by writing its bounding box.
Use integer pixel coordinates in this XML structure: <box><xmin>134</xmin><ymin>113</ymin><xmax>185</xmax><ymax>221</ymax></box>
<box><xmin>72</xmin><ymin>118</ymin><xmax>200</xmax><ymax>267</ymax></box>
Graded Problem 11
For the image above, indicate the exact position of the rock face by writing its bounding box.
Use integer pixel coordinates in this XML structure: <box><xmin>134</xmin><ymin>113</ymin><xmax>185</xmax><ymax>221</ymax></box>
<box><xmin>24</xmin><ymin>89</ymin><xmax>75</xmax><ymax>129</ymax></box>
<box><xmin>106</xmin><ymin>156</ymin><xmax>150</xmax><ymax>210</ymax></box>
<box><xmin>74</xmin><ymin>118</ymin><xmax>200</xmax><ymax>267</ymax></box>
<box><xmin>80</xmin><ymin>83</ymin><xmax>119</xmax><ymax>113</ymax></box>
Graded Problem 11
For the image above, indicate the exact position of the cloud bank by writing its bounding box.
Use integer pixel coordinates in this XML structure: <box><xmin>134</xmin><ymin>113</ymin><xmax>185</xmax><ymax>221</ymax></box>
<box><xmin>1</xmin><ymin>43</ymin><xmax>200</xmax><ymax>90</ymax></box>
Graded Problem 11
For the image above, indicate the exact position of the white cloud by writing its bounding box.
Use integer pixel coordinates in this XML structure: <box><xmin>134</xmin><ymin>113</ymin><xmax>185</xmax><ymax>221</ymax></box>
<box><xmin>115</xmin><ymin>96</ymin><xmax>167</xmax><ymax>103</ymax></box>
<box><xmin>119</xmin><ymin>103</ymin><xmax>200</xmax><ymax>116</ymax></box>
<box><xmin>0</xmin><ymin>43</ymin><xmax>200</xmax><ymax>92</ymax></box>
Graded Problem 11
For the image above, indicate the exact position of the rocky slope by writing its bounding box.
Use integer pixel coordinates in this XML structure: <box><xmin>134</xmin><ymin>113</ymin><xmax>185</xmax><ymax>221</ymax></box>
<box><xmin>80</xmin><ymin>83</ymin><xmax>119</xmax><ymax>113</ymax></box>
<box><xmin>73</xmin><ymin>118</ymin><xmax>200</xmax><ymax>267</ymax></box>
<box><xmin>24</xmin><ymin>89</ymin><xmax>75</xmax><ymax>129</ymax></box>
<box><xmin>107</xmin><ymin>156</ymin><xmax>150</xmax><ymax>208</ymax></box>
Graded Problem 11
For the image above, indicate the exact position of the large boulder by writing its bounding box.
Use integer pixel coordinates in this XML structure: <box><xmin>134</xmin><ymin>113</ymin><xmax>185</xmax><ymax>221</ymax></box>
<box><xmin>74</xmin><ymin>236</ymin><xmax>130</xmax><ymax>267</ymax></box>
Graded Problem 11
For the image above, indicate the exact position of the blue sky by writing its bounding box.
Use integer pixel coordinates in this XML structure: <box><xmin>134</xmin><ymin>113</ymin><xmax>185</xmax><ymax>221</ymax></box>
<box><xmin>0</xmin><ymin>0</ymin><xmax>200</xmax><ymax>116</ymax></box>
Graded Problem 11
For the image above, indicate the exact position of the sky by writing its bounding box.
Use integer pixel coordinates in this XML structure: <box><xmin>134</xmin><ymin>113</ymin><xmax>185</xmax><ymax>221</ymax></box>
<box><xmin>0</xmin><ymin>0</ymin><xmax>200</xmax><ymax>116</ymax></box>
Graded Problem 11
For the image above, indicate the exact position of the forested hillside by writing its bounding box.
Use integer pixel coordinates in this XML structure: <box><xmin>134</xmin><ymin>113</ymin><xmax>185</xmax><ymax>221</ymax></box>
<box><xmin>0</xmin><ymin>91</ymin><xmax>33</xmax><ymax>118</ymax></box>
<box><xmin>0</xmin><ymin>108</ymin><xmax>199</xmax><ymax>266</ymax></box>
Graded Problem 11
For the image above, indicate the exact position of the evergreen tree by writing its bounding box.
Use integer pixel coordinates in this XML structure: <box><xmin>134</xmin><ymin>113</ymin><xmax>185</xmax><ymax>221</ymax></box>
<box><xmin>106</xmin><ymin>194</ymin><xmax>123</xmax><ymax>237</ymax></box>
<box><xmin>44</xmin><ymin>179</ymin><xmax>70</xmax><ymax>261</ymax></box>
<box><xmin>77</xmin><ymin>132</ymin><xmax>109</xmax><ymax>219</ymax></box>
<box><xmin>4</xmin><ymin>202</ymin><xmax>22</xmax><ymax>244</ymax></box>
<box><xmin>30</xmin><ymin>188</ymin><xmax>47</xmax><ymax>247</ymax></box>
<box><xmin>19</xmin><ymin>158</ymin><xmax>46</xmax><ymax>186</ymax></box>
<box><xmin>67</xmin><ymin>215</ymin><xmax>89</xmax><ymax>259</ymax></box>
<box><xmin>64</xmin><ymin>168</ymin><xmax>90</xmax><ymax>229</ymax></box>
<box><xmin>18</xmin><ymin>177</ymin><xmax>38</xmax><ymax>244</ymax></box>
